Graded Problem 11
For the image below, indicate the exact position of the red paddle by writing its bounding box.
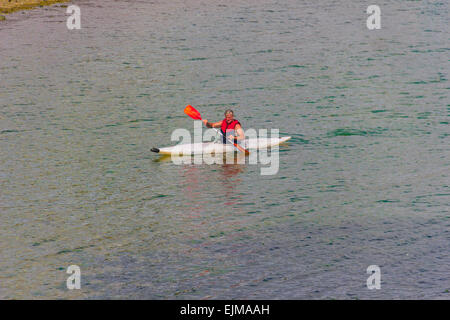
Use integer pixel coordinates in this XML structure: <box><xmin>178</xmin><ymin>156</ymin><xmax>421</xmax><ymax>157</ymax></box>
<box><xmin>184</xmin><ymin>105</ymin><xmax>250</xmax><ymax>154</ymax></box>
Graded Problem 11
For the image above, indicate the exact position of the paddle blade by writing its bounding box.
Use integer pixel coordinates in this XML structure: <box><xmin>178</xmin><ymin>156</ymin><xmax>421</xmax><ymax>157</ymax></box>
<box><xmin>184</xmin><ymin>105</ymin><xmax>202</xmax><ymax>120</ymax></box>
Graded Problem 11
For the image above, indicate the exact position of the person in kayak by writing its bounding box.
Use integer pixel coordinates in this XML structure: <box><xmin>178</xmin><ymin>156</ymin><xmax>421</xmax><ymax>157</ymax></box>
<box><xmin>202</xmin><ymin>109</ymin><xmax>245</xmax><ymax>144</ymax></box>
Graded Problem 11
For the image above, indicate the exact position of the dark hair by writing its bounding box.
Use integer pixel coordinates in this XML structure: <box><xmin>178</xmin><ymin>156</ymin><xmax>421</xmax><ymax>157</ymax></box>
<box><xmin>224</xmin><ymin>109</ymin><xmax>234</xmax><ymax>115</ymax></box>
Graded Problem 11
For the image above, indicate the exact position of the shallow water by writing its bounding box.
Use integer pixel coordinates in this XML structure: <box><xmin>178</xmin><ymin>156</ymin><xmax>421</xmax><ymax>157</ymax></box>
<box><xmin>0</xmin><ymin>0</ymin><xmax>449</xmax><ymax>299</ymax></box>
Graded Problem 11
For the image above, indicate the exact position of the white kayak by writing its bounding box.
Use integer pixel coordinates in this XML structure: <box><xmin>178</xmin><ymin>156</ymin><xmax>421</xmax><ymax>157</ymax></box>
<box><xmin>151</xmin><ymin>136</ymin><xmax>291</xmax><ymax>156</ymax></box>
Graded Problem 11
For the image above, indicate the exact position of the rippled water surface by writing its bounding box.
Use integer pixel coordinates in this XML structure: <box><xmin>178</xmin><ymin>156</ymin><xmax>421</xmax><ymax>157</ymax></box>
<box><xmin>0</xmin><ymin>0</ymin><xmax>449</xmax><ymax>299</ymax></box>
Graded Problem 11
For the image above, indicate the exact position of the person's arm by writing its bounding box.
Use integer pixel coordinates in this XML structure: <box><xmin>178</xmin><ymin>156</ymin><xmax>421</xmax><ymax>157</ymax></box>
<box><xmin>202</xmin><ymin>119</ymin><xmax>222</xmax><ymax>128</ymax></box>
<box><xmin>230</xmin><ymin>124</ymin><xmax>245</xmax><ymax>141</ymax></box>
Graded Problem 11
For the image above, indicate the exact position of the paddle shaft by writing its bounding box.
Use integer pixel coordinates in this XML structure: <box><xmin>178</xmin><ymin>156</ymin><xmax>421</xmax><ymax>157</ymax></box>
<box><xmin>212</xmin><ymin>128</ymin><xmax>249</xmax><ymax>154</ymax></box>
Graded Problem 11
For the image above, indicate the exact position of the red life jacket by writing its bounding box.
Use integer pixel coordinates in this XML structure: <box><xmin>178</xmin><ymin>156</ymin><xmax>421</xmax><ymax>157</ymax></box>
<box><xmin>221</xmin><ymin>119</ymin><xmax>240</xmax><ymax>144</ymax></box>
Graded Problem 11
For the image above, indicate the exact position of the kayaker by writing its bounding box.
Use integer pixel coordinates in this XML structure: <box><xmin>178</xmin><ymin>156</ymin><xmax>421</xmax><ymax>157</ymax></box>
<box><xmin>202</xmin><ymin>109</ymin><xmax>245</xmax><ymax>144</ymax></box>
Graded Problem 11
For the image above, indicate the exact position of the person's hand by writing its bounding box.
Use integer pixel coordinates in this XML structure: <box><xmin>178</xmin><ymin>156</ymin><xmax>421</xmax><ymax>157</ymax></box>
<box><xmin>228</xmin><ymin>135</ymin><xmax>235</xmax><ymax>140</ymax></box>
<box><xmin>202</xmin><ymin>119</ymin><xmax>208</xmax><ymax>125</ymax></box>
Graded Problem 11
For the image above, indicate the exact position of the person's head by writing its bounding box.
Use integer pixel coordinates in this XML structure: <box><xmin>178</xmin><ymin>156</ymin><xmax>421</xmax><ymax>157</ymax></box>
<box><xmin>224</xmin><ymin>109</ymin><xmax>234</xmax><ymax>122</ymax></box>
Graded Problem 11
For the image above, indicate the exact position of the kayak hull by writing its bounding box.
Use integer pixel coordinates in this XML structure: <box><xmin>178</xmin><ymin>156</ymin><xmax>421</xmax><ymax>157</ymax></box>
<box><xmin>152</xmin><ymin>136</ymin><xmax>291</xmax><ymax>156</ymax></box>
